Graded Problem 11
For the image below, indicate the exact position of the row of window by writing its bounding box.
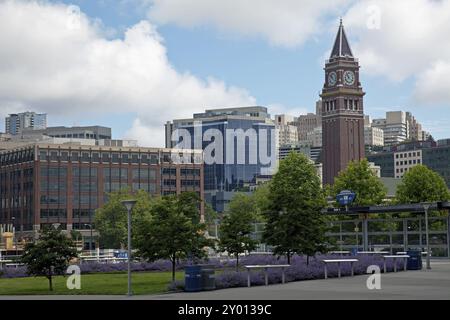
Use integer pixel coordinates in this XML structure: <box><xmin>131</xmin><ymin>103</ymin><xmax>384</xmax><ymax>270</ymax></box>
<box><xmin>396</xmin><ymin>159</ymin><xmax>421</xmax><ymax>166</ymax></box>
<box><xmin>324</xmin><ymin>99</ymin><xmax>360</xmax><ymax>112</ymax></box>
<box><xmin>38</xmin><ymin>150</ymin><xmax>169</xmax><ymax>164</ymax></box>
<box><xmin>395</xmin><ymin>151</ymin><xmax>421</xmax><ymax>159</ymax></box>
<box><xmin>39</xmin><ymin>166</ymin><xmax>173</xmax><ymax>180</ymax></box>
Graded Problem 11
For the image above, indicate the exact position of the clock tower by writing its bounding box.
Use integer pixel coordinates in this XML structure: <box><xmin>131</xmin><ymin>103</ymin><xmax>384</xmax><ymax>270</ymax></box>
<box><xmin>321</xmin><ymin>20</ymin><xmax>365</xmax><ymax>185</ymax></box>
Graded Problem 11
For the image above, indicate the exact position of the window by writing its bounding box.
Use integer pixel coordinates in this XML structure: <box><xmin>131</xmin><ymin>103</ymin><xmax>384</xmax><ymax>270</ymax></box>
<box><xmin>50</xmin><ymin>151</ymin><xmax>58</xmax><ymax>161</ymax></box>
<box><xmin>61</xmin><ymin>152</ymin><xmax>69</xmax><ymax>161</ymax></box>
<box><xmin>122</xmin><ymin>153</ymin><xmax>129</xmax><ymax>163</ymax></box>
<box><xmin>102</xmin><ymin>152</ymin><xmax>110</xmax><ymax>162</ymax></box>
<box><xmin>131</xmin><ymin>154</ymin><xmax>139</xmax><ymax>164</ymax></box>
<box><xmin>111</xmin><ymin>168</ymin><xmax>120</xmax><ymax>179</ymax></box>
<box><xmin>81</xmin><ymin>152</ymin><xmax>90</xmax><ymax>162</ymax></box>
<box><xmin>163</xmin><ymin>179</ymin><xmax>176</xmax><ymax>187</ymax></box>
<box><xmin>120</xmin><ymin>168</ymin><xmax>128</xmax><ymax>179</ymax></box>
<box><xmin>111</xmin><ymin>153</ymin><xmax>120</xmax><ymax>164</ymax></box>
<box><xmin>39</xmin><ymin>151</ymin><xmax>48</xmax><ymax>161</ymax></box>
<box><xmin>71</xmin><ymin>152</ymin><xmax>79</xmax><ymax>162</ymax></box>
<box><xmin>162</xmin><ymin>168</ymin><xmax>176</xmax><ymax>175</ymax></box>
<box><xmin>92</xmin><ymin>153</ymin><xmax>100</xmax><ymax>162</ymax></box>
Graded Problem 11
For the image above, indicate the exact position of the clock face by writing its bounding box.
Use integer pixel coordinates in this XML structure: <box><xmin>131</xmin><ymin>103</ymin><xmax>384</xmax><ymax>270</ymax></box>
<box><xmin>344</xmin><ymin>71</ymin><xmax>355</xmax><ymax>86</ymax></box>
<box><xmin>328</xmin><ymin>71</ymin><xmax>337</xmax><ymax>86</ymax></box>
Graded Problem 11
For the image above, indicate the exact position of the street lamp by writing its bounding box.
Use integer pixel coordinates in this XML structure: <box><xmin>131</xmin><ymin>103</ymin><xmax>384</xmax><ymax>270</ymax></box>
<box><xmin>121</xmin><ymin>199</ymin><xmax>137</xmax><ymax>296</ymax></box>
<box><xmin>423</xmin><ymin>204</ymin><xmax>431</xmax><ymax>270</ymax></box>
<box><xmin>11</xmin><ymin>217</ymin><xmax>16</xmax><ymax>249</ymax></box>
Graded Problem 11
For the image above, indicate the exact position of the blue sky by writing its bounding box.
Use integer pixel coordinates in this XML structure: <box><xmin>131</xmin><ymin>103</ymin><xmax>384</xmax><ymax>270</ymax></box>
<box><xmin>1</xmin><ymin>0</ymin><xmax>449</xmax><ymax>145</ymax></box>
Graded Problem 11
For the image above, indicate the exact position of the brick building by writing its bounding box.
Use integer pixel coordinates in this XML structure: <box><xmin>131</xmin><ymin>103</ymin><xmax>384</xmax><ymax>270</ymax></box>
<box><xmin>0</xmin><ymin>143</ymin><xmax>204</xmax><ymax>245</ymax></box>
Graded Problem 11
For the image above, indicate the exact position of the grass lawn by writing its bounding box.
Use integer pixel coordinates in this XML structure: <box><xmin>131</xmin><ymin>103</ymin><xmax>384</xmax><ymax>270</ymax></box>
<box><xmin>0</xmin><ymin>271</ymin><xmax>183</xmax><ymax>295</ymax></box>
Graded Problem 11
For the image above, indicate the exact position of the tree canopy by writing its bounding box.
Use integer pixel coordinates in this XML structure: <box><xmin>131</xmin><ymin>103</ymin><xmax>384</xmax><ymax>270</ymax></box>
<box><xmin>21</xmin><ymin>227</ymin><xmax>78</xmax><ymax>291</ymax></box>
<box><xmin>135</xmin><ymin>192</ymin><xmax>212</xmax><ymax>281</ymax></box>
<box><xmin>396</xmin><ymin>165</ymin><xmax>450</xmax><ymax>203</ymax></box>
<box><xmin>262</xmin><ymin>152</ymin><xmax>328</xmax><ymax>264</ymax></box>
<box><xmin>94</xmin><ymin>189</ymin><xmax>153</xmax><ymax>249</ymax></box>
<box><xmin>332</xmin><ymin>159</ymin><xmax>387</xmax><ymax>206</ymax></box>
<box><xmin>218</xmin><ymin>193</ymin><xmax>257</xmax><ymax>271</ymax></box>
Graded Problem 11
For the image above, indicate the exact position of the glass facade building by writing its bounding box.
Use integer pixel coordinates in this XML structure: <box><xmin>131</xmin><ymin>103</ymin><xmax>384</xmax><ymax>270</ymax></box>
<box><xmin>166</xmin><ymin>107</ymin><xmax>277</xmax><ymax>212</ymax></box>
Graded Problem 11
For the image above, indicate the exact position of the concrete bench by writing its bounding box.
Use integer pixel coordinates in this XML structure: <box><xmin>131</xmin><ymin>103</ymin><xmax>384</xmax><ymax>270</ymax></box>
<box><xmin>329</xmin><ymin>251</ymin><xmax>351</xmax><ymax>255</ymax></box>
<box><xmin>357</xmin><ymin>251</ymin><xmax>389</xmax><ymax>255</ymax></box>
<box><xmin>322</xmin><ymin>259</ymin><xmax>358</xmax><ymax>279</ymax></box>
<box><xmin>244</xmin><ymin>265</ymin><xmax>290</xmax><ymax>287</ymax></box>
<box><xmin>383</xmin><ymin>255</ymin><xmax>409</xmax><ymax>273</ymax></box>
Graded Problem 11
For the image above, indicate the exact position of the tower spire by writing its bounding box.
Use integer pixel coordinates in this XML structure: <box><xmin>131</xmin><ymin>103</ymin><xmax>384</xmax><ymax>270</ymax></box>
<box><xmin>330</xmin><ymin>19</ymin><xmax>353</xmax><ymax>59</ymax></box>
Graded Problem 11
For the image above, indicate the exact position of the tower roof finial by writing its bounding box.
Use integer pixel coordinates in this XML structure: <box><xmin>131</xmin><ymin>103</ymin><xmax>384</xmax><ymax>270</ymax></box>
<box><xmin>330</xmin><ymin>18</ymin><xmax>354</xmax><ymax>59</ymax></box>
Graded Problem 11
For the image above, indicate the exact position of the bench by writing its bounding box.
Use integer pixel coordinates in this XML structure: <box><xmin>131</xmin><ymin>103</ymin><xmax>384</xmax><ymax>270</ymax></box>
<box><xmin>322</xmin><ymin>259</ymin><xmax>358</xmax><ymax>279</ymax></box>
<box><xmin>329</xmin><ymin>251</ymin><xmax>351</xmax><ymax>255</ymax></box>
<box><xmin>244</xmin><ymin>265</ymin><xmax>290</xmax><ymax>287</ymax></box>
<box><xmin>357</xmin><ymin>251</ymin><xmax>389</xmax><ymax>255</ymax></box>
<box><xmin>383</xmin><ymin>255</ymin><xmax>409</xmax><ymax>273</ymax></box>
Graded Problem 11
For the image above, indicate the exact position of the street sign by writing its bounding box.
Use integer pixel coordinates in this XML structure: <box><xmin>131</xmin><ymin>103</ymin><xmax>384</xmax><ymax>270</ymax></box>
<box><xmin>336</xmin><ymin>190</ymin><xmax>356</xmax><ymax>207</ymax></box>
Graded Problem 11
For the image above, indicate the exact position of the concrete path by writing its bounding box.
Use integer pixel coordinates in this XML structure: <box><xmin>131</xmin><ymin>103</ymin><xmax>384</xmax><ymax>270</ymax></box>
<box><xmin>1</xmin><ymin>261</ymin><xmax>449</xmax><ymax>300</ymax></box>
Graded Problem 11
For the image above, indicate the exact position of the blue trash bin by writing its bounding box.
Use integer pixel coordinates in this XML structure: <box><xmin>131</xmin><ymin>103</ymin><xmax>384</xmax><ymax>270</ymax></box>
<box><xmin>185</xmin><ymin>266</ymin><xmax>202</xmax><ymax>292</ymax></box>
<box><xmin>407</xmin><ymin>250</ymin><xmax>422</xmax><ymax>270</ymax></box>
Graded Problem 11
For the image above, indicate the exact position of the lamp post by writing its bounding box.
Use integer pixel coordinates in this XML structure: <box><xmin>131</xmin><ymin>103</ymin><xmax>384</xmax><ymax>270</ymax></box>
<box><xmin>423</xmin><ymin>204</ymin><xmax>431</xmax><ymax>270</ymax></box>
<box><xmin>11</xmin><ymin>217</ymin><xmax>16</xmax><ymax>249</ymax></box>
<box><xmin>121</xmin><ymin>199</ymin><xmax>137</xmax><ymax>296</ymax></box>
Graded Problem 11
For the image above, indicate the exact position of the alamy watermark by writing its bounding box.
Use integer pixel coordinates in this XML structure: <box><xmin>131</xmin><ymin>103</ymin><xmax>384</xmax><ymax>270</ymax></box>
<box><xmin>366</xmin><ymin>265</ymin><xmax>381</xmax><ymax>290</ymax></box>
<box><xmin>66</xmin><ymin>265</ymin><xmax>81</xmax><ymax>290</ymax></box>
<box><xmin>170</xmin><ymin>121</ymin><xmax>278</xmax><ymax>176</ymax></box>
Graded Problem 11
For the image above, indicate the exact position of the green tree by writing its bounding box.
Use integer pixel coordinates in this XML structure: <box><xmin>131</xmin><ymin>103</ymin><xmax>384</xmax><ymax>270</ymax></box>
<box><xmin>94</xmin><ymin>189</ymin><xmax>153</xmax><ymax>249</ymax></box>
<box><xmin>332</xmin><ymin>159</ymin><xmax>387</xmax><ymax>206</ymax></box>
<box><xmin>218</xmin><ymin>193</ymin><xmax>257</xmax><ymax>271</ymax></box>
<box><xmin>136</xmin><ymin>192</ymin><xmax>212</xmax><ymax>281</ymax></box>
<box><xmin>263</xmin><ymin>152</ymin><xmax>328</xmax><ymax>264</ymax></box>
<box><xmin>396</xmin><ymin>165</ymin><xmax>450</xmax><ymax>203</ymax></box>
<box><xmin>253</xmin><ymin>183</ymin><xmax>271</xmax><ymax>222</ymax></box>
<box><xmin>21</xmin><ymin>228</ymin><xmax>78</xmax><ymax>291</ymax></box>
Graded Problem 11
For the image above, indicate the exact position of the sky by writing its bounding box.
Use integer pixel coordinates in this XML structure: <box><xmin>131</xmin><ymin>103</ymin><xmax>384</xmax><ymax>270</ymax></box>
<box><xmin>0</xmin><ymin>0</ymin><xmax>449</xmax><ymax>146</ymax></box>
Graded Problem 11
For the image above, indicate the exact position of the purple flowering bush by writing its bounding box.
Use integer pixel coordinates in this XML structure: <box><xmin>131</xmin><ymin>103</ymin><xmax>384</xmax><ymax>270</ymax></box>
<box><xmin>168</xmin><ymin>253</ymin><xmax>407</xmax><ymax>291</ymax></box>
<box><xmin>1</xmin><ymin>253</ymin><xmax>406</xmax><ymax>286</ymax></box>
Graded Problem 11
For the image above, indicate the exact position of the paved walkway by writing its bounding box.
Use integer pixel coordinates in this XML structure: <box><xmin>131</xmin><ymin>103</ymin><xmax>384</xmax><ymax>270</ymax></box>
<box><xmin>1</xmin><ymin>261</ymin><xmax>449</xmax><ymax>300</ymax></box>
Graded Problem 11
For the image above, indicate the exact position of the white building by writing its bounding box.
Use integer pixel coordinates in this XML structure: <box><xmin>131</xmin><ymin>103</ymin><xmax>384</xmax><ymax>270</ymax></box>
<box><xmin>394</xmin><ymin>150</ymin><xmax>422</xmax><ymax>179</ymax></box>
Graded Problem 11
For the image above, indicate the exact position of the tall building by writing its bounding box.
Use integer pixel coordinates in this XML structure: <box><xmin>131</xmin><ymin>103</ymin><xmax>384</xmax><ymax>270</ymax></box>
<box><xmin>371</xmin><ymin>111</ymin><xmax>426</xmax><ymax>146</ymax></box>
<box><xmin>165</xmin><ymin>106</ymin><xmax>277</xmax><ymax>212</ymax></box>
<box><xmin>364</xmin><ymin>116</ymin><xmax>384</xmax><ymax>147</ymax></box>
<box><xmin>320</xmin><ymin>20</ymin><xmax>365</xmax><ymax>185</ymax></box>
<box><xmin>0</xmin><ymin>143</ymin><xmax>204</xmax><ymax>246</ymax></box>
<box><xmin>406</xmin><ymin>112</ymin><xmax>422</xmax><ymax>141</ymax></box>
<box><xmin>274</xmin><ymin>114</ymin><xmax>298</xmax><ymax>146</ymax></box>
<box><xmin>5</xmin><ymin>112</ymin><xmax>47</xmax><ymax>135</ymax></box>
<box><xmin>294</xmin><ymin>112</ymin><xmax>321</xmax><ymax>141</ymax></box>
<box><xmin>374</xmin><ymin>111</ymin><xmax>408</xmax><ymax>146</ymax></box>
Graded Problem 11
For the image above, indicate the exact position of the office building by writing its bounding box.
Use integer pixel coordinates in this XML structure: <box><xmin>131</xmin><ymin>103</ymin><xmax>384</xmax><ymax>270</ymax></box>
<box><xmin>367</xmin><ymin>140</ymin><xmax>450</xmax><ymax>187</ymax></box>
<box><xmin>371</xmin><ymin>111</ymin><xmax>427</xmax><ymax>146</ymax></box>
<box><xmin>0</xmin><ymin>143</ymin><xmax>204</xmax><ymax>247</ymax></box>
<box><xmin>20</xmin><ymin>126</ymin><xmax>112</xmax><ymax>141</ymax></box>
<box><xmin>274</xmin><ymin>114</ymin><xmax>298</xmax><ymax>146</ymax></box>
<box><xmin>165</xmin><ymin>106</ymin><xmax>277</xmax><ymax>212</ymax></box>
<box><xmin>321</xmin><ymin>20</ymin><xmax>365</xmax><ymax>185</ymax></box>
<box><xmin>5</xmin><ymin>112</ymin><xmax>47</xmax><ymax>135</ymax></box>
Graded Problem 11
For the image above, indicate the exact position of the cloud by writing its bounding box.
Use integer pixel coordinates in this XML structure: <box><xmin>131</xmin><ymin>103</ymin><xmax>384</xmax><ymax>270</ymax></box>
<box><xmin>145</xmin><ymin>0</ymin><xmax>450</xmax><ymax>106</ymax></box>
<box><xmin>147</xmin><ymin>0</ymin><xmax>353</xmax><ymax>47</ymax></box>
<box><xmin>342</xmin><ymin>0</ymin><xmax>450</xmax><ymax>104</ymax></box>
<box><xmin>0</xmin><ymin>0</ymin><xmax>255</xmax><ymax>146</ymax></box>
